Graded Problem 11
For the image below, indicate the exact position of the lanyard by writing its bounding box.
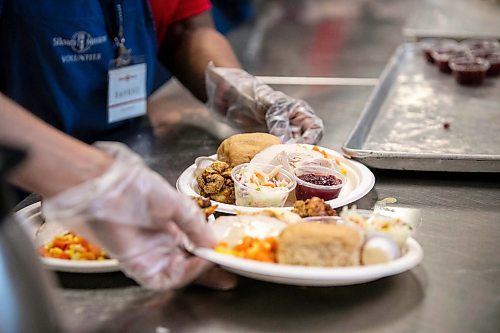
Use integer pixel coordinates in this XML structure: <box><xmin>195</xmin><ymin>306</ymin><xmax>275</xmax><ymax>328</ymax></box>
<box><xmin>101</xmin><ymin>0</ymin><xmax>132</xmax><ymax>67</ymax></box>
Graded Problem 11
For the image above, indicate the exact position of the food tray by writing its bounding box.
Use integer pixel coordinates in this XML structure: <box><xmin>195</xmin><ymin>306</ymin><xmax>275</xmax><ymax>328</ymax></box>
<box><xmin>403</xmin><ymin>0</ymin><xmax>500</xmax><ymax>41</ymax></box>
<box><xmin>342</xmin><ymin>43</ymin><xmax>500</xmax><ymax>172</ymax></box>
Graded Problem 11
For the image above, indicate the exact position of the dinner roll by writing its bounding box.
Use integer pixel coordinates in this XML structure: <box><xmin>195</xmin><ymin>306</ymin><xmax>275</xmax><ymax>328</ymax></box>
<box><xmin>277</xmin><ymin>222</ymin><xmax>362</xmax><ymax>267</ymax></box>
<box><xmin>217</xmin><ymin>133</ymin><xmax>280</xmax><ymax>167</ymax></box>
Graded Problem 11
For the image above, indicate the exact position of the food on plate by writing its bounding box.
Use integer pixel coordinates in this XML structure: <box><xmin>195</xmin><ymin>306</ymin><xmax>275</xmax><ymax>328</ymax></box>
<box><xmin>215</xmin><ymin>237</ymin><xmax>278</xmax><ymax>263</ymax></box>
<box><xmin>251</xmin><ymin>144</ymin><xmax>338</xmax><ymax>173</ymax></box>
<box><xmin>293</xmin><ymin>165</ymin><xmax>345</xmax><ymax>201</ymax></box>
<box><xmin>211</xmin><ymin>215</ymin><xmax>288</xmax><ymax>247</ymax></box>
<box><xmin>217</xmin><ymin>133</ymin><xmax>280</xmax><ymax>167</ymax></box>
<box><xmin>191</xmin><ymin>143</ymin><xmax>352</xmax><ymax>210</ymax></box>
<box><xmin>292</xmin><ymin>197</ymin><xmax>337</xmax><ymax>217</ymax></box>
<box><xmin>231</xmin><ymin>163</ymin><xmax>296</xmax><ymax>207</ymax></box>
<box><xmin>39</xmin><ymin>232</ymin><xmax>108</xmax><ymax>260</ymax></box>
<box><xmin>196</xmin><ymin>161</ymin><xmax>235</xmax><ymax>204</ymax></box>
<box><xmin>361</xmin><ymin>235</ymin><xmax>400</xmax><ymax>265</ymax></box>
<box><xmin>192</xmin><ymin>196</ymin><xmax>218</xmax><ymax>220</ymax></box>
<box><xmin>277</xmin><ymin>222</ymin><xmax>363</xmax><ymax>267</ymax></box>
<box><xmin>240</xmin><ymin>208</ymin><xmax>302</xmax><ymax>224</ymax></box>
<box><xmin>210</xmin><ymin>208</ymin><xmax>416</xmax><ymax>266</ymax></box>
<box><xmin>340</xmin><ymin>206</ymin><xmax>414</xmax><ymax>250</ymax></box>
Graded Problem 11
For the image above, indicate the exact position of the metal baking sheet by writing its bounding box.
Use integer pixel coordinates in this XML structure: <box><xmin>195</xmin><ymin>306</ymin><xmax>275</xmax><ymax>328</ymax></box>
<box><xmin>342</xmin><ymin>43</ymin><xmax>500</xmax><ymax>172</ymax></box>
<box><xmin>404</xmin><ymin>0</ymin><xmax>500</xmax><ymax>41</ymax></box>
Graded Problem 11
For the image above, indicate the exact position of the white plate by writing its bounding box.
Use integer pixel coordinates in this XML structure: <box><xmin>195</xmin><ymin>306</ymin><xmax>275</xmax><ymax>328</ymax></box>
<box><xmin>194</xmin><ymin>239</ymin><xmax>422</xmax><ymax>286</ymax></box>
<box><xmin>15</xmin><ymin>202</ymin><xmax>121</xmax><ymax>273</ymax></box>
<box><xmin>176</xmin><ymin>145</ymin><xmax>376</xmax><ymax>214</ymax></box>
<box><xmin>192</xmin><ymin>217</ymin><xmax>423</xmax><ymax>286</ymax></box>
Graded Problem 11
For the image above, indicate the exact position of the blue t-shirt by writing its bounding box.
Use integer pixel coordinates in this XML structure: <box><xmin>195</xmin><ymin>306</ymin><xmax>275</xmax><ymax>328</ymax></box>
<box><xmin>0</xmin><ymin>0</ymin><xmax>157</xmax><ymax>142</ymax></box>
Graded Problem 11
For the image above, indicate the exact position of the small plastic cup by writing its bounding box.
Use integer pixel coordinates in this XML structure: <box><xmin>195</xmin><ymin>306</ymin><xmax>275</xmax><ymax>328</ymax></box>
<box><xmin>461</xmin><ymin>39</ymin><xmax>500</xmax><ymax>59</ymax></box>
<box><xmin>460</xmin><ymin>39</ymin><xmax>500</xmax><ymax>52</ymax></box>
<box><xmin>431</xmin><ymin>44</ymin><xmax>468</xmax><ymax>73</ymax></box>
<box><xmin>485</xmin><ymin>52</ymin><xmax>500</xmax><ymax>76</ymax></box>
<box><xmin>231</xmin><ymin>163</ymin><xmax>296</xmax><ymax>207</ymax></box>
<box><xmin>469</xmin><ymin>46</ymin><xmax>500</xmax><ymax>58</ymax></box>
<box><xmin>420</xmin><ymin>38</ymin><xmax>457</xmax><ymax>64</ymax></box>
<box><xmin>449</xmin><ymin>56</ymin><xmax>490</xmax><ymax>86</ymax></box>
<box><xmin>293</xmin><ymin>165</ymin><xmax>346</xmax><ymax>201</ymax></box>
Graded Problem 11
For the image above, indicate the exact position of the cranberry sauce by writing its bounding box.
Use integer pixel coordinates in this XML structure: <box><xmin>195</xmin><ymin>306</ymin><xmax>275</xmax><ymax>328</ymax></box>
<box><xmin>295</xmin><ymin>173</ymin><xmax>343</xmax><ymax>201</ymax></box>
<box><xmin>450</xmin><ymin>58</ymin><xmax>490</xmax><ymax>86</ymax></box>
<box><xmin>485</xmin><ymin>54</ymin><xmax>500</xmax><ymax>76</ymax></box>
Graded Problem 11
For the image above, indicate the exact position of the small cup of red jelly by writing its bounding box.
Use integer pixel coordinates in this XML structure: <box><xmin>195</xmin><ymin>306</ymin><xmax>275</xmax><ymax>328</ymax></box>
<box><xmin>449</xmin><ymin>56</ymin><xmax>490</xmax><ymax>86</ymax></box>
<box><xmin>484</xmin><ymin>52</ymin><xmax>500</xmax><ymax>76</ymax></box>
<box><xmin>293</xmin><ymin>165</ymin><xmax>346</xmax><ymax>201</ymax></box>
<box><xmin>431</xmin><ymin>45</ymin><xmax>468</xmax><ymax>74</ymax></box>
<box><xmin>421</xmin><ymin>38</ymin><xmax>457</xmax><ymax>64</ymax></box>
<box><xmin>461</xmin><ymin>39</ymin><xmax>500</xmax><ymax>59</ymax></box>
<box><xmin>461</xmin><ymin>39</ymin><xmax>500</xmax><ymax>52</ymax></box>
<box><xmin>469</xmin><ymin>47</ymin><xmax>499</xmax><ymax>58</ymax></box>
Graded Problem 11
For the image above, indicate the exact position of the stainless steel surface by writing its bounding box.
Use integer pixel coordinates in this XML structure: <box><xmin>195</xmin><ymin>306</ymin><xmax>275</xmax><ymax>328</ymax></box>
<box><xmin>12</xmin><ymin>1</ymin><xmax>500</xmax><ymax>332</ymax></box>
<box><xmin>404</xmin><ymin>0</ymin><xmax>500</xmax><ymax>40</ymax></box>
<box><xmin>343</xmin><ymin>43</ymin><xmax>500</xmax><ymax>172</ymax></box>
<box><xmin>256</xmin><ymin>76</ymin><xmax>378</xmax><ymax>86</ymax></box>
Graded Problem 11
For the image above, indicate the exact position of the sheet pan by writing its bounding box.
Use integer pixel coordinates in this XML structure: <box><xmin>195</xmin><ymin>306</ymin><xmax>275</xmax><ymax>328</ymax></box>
<box><xmin>342</xmin><ymin>43</ymin><xmax>500</xmax><ymax>172</ymax></box>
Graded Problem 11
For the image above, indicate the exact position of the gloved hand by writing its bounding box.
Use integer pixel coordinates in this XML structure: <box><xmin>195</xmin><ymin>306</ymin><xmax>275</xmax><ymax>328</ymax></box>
<box><xmin>42</xmin><ymin>142</ymin><xmax>218</xmax><ymax>290</ymax></box>
<box><xmin>206</xmin><ymin>63</ymin><xmax>324</xmax><ymax>144</ymax></box>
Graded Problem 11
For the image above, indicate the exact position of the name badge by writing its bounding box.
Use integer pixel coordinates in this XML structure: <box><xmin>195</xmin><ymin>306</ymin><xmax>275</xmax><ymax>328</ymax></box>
<box><xmin>107</xmin><ymin>63</ymin><xmax>147</xmax><ymax>123</ymax></box>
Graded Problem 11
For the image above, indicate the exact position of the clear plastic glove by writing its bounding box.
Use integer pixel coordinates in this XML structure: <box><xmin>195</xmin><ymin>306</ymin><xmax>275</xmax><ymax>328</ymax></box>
<box><xmin>206</xmin><ymin>63</ymin><xmax>324</xmax><ymax>144</ymax></box>
<box><xmin>42</xmin><ymin>142</ymin><xmax>217</xmax><ymax>290</ymax></box>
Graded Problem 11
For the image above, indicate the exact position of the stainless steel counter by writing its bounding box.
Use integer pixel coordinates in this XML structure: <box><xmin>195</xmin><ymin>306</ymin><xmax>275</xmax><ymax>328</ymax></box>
<box><xmin>13</xmin><ymin>1</ymin><xmax>500</xmax><ymax>332</ymax></box>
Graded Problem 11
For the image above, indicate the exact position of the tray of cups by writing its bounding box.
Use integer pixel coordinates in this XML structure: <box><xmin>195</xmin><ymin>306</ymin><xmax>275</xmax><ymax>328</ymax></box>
<box><xmin>343</xmin><ymin>42</ymin><xmax>500</xmax><ymax>172</ymax></box>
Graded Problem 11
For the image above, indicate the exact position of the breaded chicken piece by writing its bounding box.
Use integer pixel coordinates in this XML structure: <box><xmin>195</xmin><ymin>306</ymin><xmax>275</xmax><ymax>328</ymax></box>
<box><xmin>292</xmin><ymin>197</ymin><xmax>337</xmax><ymax>218</ymax></box>
<box><xmin>196</xmin><ymin>161</ymin><xmax>235</xmax><ymax>204</ymax></box>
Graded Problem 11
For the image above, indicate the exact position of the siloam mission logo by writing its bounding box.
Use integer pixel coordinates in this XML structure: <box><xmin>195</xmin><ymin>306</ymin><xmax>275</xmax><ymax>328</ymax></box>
<box><xmin>53</xmin><ymin>31</ymin><xmax>107</xmax><ymax>64</ymax></box>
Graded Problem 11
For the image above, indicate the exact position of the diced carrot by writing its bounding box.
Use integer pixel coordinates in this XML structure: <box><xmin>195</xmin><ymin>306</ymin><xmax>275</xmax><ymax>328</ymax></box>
<box><xmin>39</xmin><ymin>231</ymin><xmax>108</xmax><ymax>261</ymax></box>
<box><xmin>52</xmin><ymin>238</ymin><xmax>71</xmax><ymax>250</ymax></box>
<box><xmin>214</xmin><ymin>237</ymin><xmax>278</xmax><ymax>263</ymax></box>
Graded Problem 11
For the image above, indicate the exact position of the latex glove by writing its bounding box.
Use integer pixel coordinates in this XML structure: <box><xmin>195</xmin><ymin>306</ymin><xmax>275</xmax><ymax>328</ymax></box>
<box><xmin>206</xmin><ymin>63</ymin><xmax>324</xmax><ymax>144</ymax></box>
<box><xmin>42</xmin><ymin>142</ymin><xmax>216</xmax><ymax>290</ymax></box>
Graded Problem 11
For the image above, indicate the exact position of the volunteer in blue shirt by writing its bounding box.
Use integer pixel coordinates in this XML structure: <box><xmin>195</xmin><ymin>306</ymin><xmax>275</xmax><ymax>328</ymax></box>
<box><xmin>0</xmin><ymin>0</ymin><xmax>323</xmax><ymax>290</ymax></box>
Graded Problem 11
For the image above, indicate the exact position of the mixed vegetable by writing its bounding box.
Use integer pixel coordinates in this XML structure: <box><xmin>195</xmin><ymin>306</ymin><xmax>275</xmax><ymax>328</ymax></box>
<box><xmin>39</xmin><ymin>232</ymin><xmax>109</xmax><ymax>261</ymax></box>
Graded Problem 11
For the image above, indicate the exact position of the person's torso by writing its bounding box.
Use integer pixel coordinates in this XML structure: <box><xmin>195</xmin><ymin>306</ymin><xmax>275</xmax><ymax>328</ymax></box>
<box><xmin>0</xmin><ymin>0</ymin><xmax>157</xmax><ymax>142</ymax></box>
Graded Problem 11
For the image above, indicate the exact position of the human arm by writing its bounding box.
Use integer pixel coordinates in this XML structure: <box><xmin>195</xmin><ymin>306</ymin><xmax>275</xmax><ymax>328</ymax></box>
<box><xmin>158</xmin><ymin>10</ymin><xmax>323</xmax><ymax>144</ymax></box>
<box><xmin>0</xmin><ymin>93</ymin><xmax>233</xmax><ymax>290</ymax></box>
<box><xmin>0</xmin><ymin>93</ymin><xmax>113</xmax><ymax>196</ymax></box>
<box><xmin>159</xmin><ymin>10</ymin><xmax>241</xmax><ymax>102</ymax></box>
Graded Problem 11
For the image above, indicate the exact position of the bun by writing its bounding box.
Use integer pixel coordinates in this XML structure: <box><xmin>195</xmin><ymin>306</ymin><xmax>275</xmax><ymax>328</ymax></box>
<box><xmin>277</xmin><ymin>223</ymin><xmax>362</xmax><ymax>267</ymax></box>
<box><xmin>217</xmin><ymin>133</ymin><xmax>280</xmax><ymax>167</ymax></box>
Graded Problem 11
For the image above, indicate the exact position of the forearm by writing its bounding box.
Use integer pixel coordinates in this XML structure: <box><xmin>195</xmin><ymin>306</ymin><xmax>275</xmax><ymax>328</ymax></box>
<box><xmin>0</xmin><ymin>94</ymin><xmax>113</xmax><ymax>197</ymax></box>
<box><xmin>161</xmin><ymin>11</ymin><xmax>241</xmax><ymax>102</ymax></box>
